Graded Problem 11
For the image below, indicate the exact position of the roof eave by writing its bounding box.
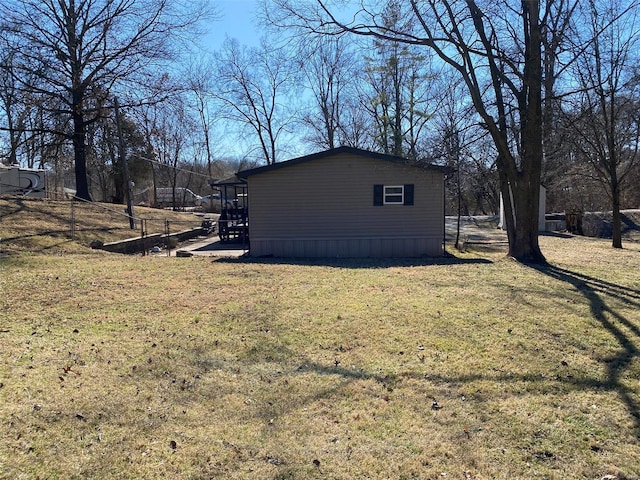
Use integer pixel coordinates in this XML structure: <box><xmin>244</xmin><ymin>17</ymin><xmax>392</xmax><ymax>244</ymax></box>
<box><xmin>237</xmin><ymin>146</ymin><xmax>452</xmax><ymax>178</ymax></box>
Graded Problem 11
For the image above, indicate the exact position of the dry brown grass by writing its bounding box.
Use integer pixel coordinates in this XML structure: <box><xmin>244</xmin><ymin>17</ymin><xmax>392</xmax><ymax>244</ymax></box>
<box><xmin>1</xmin><ymin>203</ymin><xmax>640</xmax><ymax>479</ymax></box>
<box><xmin>0</xmin><ymin>197</ymin><xmax>203</xmax><ymax>255</ymax></box>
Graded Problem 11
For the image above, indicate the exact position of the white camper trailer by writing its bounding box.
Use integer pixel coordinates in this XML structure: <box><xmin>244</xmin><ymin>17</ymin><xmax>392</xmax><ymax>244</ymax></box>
<box><xmin>0</xmin><ymin>166</ymin><xmax>46</xmax><ymax>197</ymax></box>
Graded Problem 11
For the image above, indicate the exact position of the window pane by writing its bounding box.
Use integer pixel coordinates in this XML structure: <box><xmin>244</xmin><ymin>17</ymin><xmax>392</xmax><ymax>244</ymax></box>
<box><xmin>384</xmin><ymin>185</ymin><xmax>404</xmax><ymax>204</ymax></box>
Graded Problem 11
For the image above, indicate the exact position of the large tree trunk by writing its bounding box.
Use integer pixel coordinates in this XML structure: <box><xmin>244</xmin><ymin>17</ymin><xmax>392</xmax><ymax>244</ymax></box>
<box><xmin>72</xmin><ymin>112</ymin><xmax>92</xmax><ymax>201</ymax></box>
<box><xmin>511</xmin><ymin>176</ymin><xmax>544</xmax><ymax>261</ymax></box>
<box><xmin>611</xmin><ymin>182</ymin><xmax>623</xmax><ymax>249</ymax></box>
<box><xmin>71</xmin><ymin>78</ymin><xmax>92</xmax><ymax>201</ymax></box>
<box><xmin>608</xmin><ymin>127</ymin><xmax>623</xmax><ymax>249</ymax></box>
<box><xmin>508</xmin><ymin>0</ymin><xmax>545</xmax><ymax>263</ymax></box>
<box><xmin>476</xmin><ymin>0</ymin><xmax>546</xmax><ymax>263</ymax></box>
<box><xmin>499</xmin><ymin>174</ymin><xmax>544</xmax><ymax>263</ymax></box>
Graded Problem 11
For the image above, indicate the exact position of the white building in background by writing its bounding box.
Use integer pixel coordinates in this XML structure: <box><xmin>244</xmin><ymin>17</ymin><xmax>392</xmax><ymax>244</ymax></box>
<box><xmin>499</xmin><ymin>184</ymin><xmax>547</xmax><ymax>232</ymax></box>
<box><xmin>0</xmin><ymin>165</ymin><xmax>46</xmax><ymax>197</ymax></box>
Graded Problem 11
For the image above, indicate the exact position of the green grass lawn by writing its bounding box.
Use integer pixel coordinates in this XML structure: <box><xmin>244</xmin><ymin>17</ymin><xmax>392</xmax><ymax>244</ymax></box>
<box><xmin>1</xmin><ymin>201</ymin><xmax>640</xmax><ymax>479</ymax></box>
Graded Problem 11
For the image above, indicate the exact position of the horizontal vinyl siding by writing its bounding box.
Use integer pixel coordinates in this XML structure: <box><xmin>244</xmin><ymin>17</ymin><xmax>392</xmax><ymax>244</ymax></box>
<box><xmin>247</xmin><ymin>153</ymin><xmax>445</xmax><ymax>257</ymax></box>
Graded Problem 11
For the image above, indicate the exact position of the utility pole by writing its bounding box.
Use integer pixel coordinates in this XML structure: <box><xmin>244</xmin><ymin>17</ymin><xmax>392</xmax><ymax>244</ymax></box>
<box><xmin>114</xmin><ymin>97</ymin><xmax>135</xmax><ymax>229</ymax></box>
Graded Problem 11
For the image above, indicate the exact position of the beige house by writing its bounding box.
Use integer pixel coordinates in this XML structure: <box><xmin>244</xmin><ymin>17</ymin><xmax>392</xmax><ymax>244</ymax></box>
<box><xmin>237</xmin><ymin>146</ymin><xmax>450</xmax><ymax>258</ymax></box>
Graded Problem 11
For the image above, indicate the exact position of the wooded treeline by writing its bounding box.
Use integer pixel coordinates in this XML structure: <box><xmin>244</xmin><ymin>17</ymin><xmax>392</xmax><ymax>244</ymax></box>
<box><xmin>1</xmin><ymin>0</ymin><xmax>639</xmax><ymax>254</ymax></box>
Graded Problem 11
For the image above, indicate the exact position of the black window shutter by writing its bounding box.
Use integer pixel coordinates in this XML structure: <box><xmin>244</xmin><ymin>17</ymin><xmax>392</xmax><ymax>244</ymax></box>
<box><xmin>404</xmin><ymin>184</ymin><xmax>414</xmax><ymax>205</ymax></box>
<box><xmin>373</xmin><ymin>184</ymin><xmax>383</xmax><ymax>206</ymax></box>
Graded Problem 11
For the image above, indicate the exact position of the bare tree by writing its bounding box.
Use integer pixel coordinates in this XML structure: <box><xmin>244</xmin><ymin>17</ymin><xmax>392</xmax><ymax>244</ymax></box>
<box><xmin>0</xmin><ymin>48</ymin><xmax>24</xmax><ymax>166</ymax></box>
<box><xmin>0</xmin><ymin>37</ymin><xmax>60</xmax><ymax>169</ymax></box>
<box><xmin>298</xmin><ymin>35</ymin><xmax>359</xmax><ymax>150</ymax></box>
<box><xmin>85</xmin><ymin>108</ymin><xmax>153</xmax><ymax>203</ymax></box>
<box><xmin>144</xmin><ymin>98</ymin><xmax>197</xmax><ymax>210</ymax></box>
<box><xmin>428</xmin><ymin>74</ymin><xmax>499</xmax><ymax>245</ymax></box>
<box><xmin>185</xmin><ymin>57</ymin><xmax>221</xmax><ymax>180</ymax></box>
<box><xmin>213</xmin><ymin>37</ymin><xmax>298</xmax><ymax>165</ymax></box>
<box><xmin>540</xmin><ymin>0</ymin><xmax>579</xmax><ymax>205</ymax></box>
<box><xmin>1</xmin><ymin>0</ymin><xmax>211</xmax><ymax>200</ymax></box>
<box><xmin>268</xmin><ymin>0</ymin><xmax>565</xmax><ymax>262</ymax></box>
<box><xmin>336</xmin><ymin>94</ymin><xmax>373</xmax><ymax>149</ymax></box>
<box><xmin>566</xmin><ymin>0</ymin><xmax>640</xmax><ymax>248</ymax></box>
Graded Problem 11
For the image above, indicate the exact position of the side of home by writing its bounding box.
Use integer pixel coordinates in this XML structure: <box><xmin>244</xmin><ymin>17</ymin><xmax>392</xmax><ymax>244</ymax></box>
<box><xmin>238</xmin><ymin>147</ymin><xmax>448</xmax><ymax>258</ymax></box>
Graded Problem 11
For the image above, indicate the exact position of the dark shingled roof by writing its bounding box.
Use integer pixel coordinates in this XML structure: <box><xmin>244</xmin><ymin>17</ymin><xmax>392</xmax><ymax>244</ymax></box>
<box><xmin>236</xmin><ymin>146</ymin><xmax>452</xmax><ymax>179</ymax></box>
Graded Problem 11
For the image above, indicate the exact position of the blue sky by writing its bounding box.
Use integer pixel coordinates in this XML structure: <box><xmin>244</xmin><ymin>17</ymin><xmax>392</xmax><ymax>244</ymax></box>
<box><xmin>205</xmin><ymin>0</ymin><xmax>263</xmax><ymax>50</ymax></box>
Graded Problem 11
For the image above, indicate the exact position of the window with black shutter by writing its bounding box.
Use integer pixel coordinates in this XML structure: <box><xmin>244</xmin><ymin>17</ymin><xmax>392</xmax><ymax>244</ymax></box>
<box><xmin>373</xmin><ymin>184</ymin><xmax>384</xmax><ymax>206</ymax></box>
<box><xmin>404</xmin><ymin>184</ymin><xmax>414</xmax><ymax>205</ymax></box>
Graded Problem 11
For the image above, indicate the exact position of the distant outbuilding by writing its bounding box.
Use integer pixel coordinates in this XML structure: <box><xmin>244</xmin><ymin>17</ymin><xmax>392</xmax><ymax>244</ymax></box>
<box><xmin>236</xmin><ymin>146</ymin><xmax>451</xmax><ymax>258</ymax></box>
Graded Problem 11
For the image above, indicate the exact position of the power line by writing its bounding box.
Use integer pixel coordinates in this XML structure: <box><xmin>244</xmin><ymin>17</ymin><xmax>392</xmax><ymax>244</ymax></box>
<box><xmin>131</xmin><ymin>153</ymin><xmax>216</xmax><ymax>179</ymax></box>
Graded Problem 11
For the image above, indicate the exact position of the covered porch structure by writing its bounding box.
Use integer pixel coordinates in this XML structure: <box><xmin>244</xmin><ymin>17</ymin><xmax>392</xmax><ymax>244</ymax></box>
<box><xmin>214</xmin><ymin>175</ymin><xmax>248</xmax><ymax>243</ymax></box>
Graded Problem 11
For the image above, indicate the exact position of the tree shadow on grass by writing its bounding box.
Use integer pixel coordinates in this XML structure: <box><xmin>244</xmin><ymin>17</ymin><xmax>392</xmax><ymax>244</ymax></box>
<box><xmin>0</xmin><ymin>197</ymin><xmax>28</xmax><ymax>220</ymax></box>
<box><xmin>1</xmin><ymin>226</ymin><xmax>125</xmax><ymax>243</ymax></box>
<box><xmin>1</xmin><ymin>198</ymin><xmax>129</xmax><ymax>244</ymax></box>
<box><xmin>228</xmin><ymin>261</ymin><xmax>640</xmax><ymax>436</ymax></box>
<box><xmin>530</xmin><ymin>263</ymin><xmax>640</xmax><ymax>432</ymax></box>
<box><xmin>0</xmin><ymin>225</ymin><xmax>132</xmax><ymax>255</ymax></box>
<box><xmin>159</xmin><ymin>258</ymin><xmax>640</xmax><ymax>476</ymax></box>
<box><xmin>0</xmin><ymin>197</ymin><xmax>72</xmax><ymax>227</ymax></box>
